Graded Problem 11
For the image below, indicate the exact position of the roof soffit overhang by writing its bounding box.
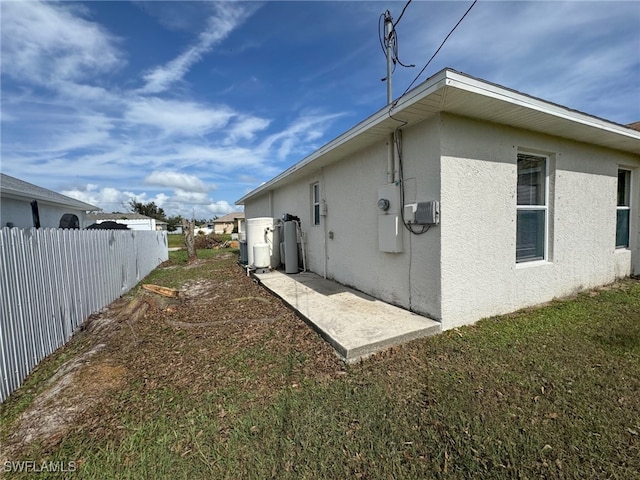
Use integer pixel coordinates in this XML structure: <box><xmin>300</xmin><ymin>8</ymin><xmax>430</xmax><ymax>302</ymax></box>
<box><xmin>237</xmin><ymin>69</ymin><xmax>640</xmax><ymax>205</ymax></box>
<box><xmin>0</xmin><ymin>188</ymin><xmax>99</xmax><ymax>211</ymax></box>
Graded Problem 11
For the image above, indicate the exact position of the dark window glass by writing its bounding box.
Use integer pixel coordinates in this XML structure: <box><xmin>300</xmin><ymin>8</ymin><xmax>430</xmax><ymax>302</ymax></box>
<box><xmin>616</xmin><ymin>209</ymin><xmax>630</xmax><ymax>248</ymax></box>
<box><xmin>517</xmin><ymin>210</ymin><xmax>545</xmax><ymax>262</ymax></box>
<box><xmin>517</xmin><ymin>155</ymin><xmax>545</xmax><ymax>206</ymax></box>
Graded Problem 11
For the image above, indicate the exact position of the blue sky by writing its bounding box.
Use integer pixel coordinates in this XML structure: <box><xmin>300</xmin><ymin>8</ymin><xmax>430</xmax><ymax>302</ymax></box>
<box><xmin>2</xmin><ymin>1</ymin><xmax>639</xmax><ymax>219</ymax></box>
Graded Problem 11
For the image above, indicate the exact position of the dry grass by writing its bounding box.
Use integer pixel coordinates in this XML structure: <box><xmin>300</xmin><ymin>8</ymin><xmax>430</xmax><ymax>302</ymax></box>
<box><xmin>2</xmin><ymin>251</ymin><xmax>639</xmax><ymax>479</ymax></box>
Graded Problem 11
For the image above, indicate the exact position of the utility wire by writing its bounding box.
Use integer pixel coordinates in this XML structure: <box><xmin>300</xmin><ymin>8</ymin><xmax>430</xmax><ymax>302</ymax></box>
<box><xmin>383</xmin><ymin>0</ymin><xmax>479</xmax><ymax>235</ymax></box>
<box><xmin>395</xmin><ymin>0</ymin><xmax>478</xmax><ymax>103</ymax></box>
<box><xmin>393</xmin><ymin>0</ymin><xmax>413</xmax><ymax>28</ymax></box>
<box><xmin>378</xmin><ymin>13</ymin><xmax>387</xmax><ymax>56</ymax></box>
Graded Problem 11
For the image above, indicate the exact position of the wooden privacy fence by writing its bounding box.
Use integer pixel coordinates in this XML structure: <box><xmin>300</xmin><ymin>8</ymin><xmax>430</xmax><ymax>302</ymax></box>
<box><xmin>0</xmin><ymin>227</ymin><xmax>168</xmax><ymax>402</ymax></box>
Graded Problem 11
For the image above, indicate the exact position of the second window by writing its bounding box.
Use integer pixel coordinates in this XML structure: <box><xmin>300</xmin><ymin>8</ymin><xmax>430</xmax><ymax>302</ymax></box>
<box><xmin>516</xmin><ymin>153</ymin><xmax>548</xmax><ymax>263</ymax></box>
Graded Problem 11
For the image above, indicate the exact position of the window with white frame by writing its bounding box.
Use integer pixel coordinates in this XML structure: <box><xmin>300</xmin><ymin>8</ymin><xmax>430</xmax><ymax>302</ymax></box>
<box><xmin>616</xmin><ymin>169</ymin><xmax>631</xmax><ymax>248</ymax></box>
<box><xmin>312</xmin><ymin>182</ymin><xmax>320</xmax><ymax>226</ymax></box>
<box><xmin>516</xmin><ymin>153</ymin><xmax>547</xmax><ymax>263</ymax></box>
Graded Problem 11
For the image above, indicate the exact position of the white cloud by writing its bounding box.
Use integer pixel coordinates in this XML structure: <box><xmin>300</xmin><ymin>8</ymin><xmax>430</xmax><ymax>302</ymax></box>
<box><xmin>172</xmin><ymin>190</ymin><xmax>210</xmax><ymax>204</ymax></box>
<box><xmin>145</xmin><ymin>171</ymin><xmax>209</xmax><ymax>193</ymax></box>
<box><xmin>63</xmin><ymin>184</ymin><xmax>175</xmax><ymax>213</ymax></box>
<box><xmin>224</xmin><ymin>115</ymin><xmax>271</xmax><ymax>143</ymax></box>
<box><xmin>171</xmin><ymin>144</ymin><xmax>276</xmax><ymax>174</ymax></box>
<box><xmin>206</xmin><ymin>201</ymin><xmax>235</xmax><ymax>216</ymax></box>
<box><xmin>138</xmin><ymin>3</ymin><xmax>254</xmax><ymax>94</ymax></box>
<box><xmin>259</xmin><ymin>112</ymin><xmax>346</xmax><ymax>160</ymax></box>
<box><xmin>47</xmin><ymin>114</ymin><xmax>115</xmax><ymax>153</ymax></box>
<box><xmin>1</xmin><ymin>1</ymin><xmax>124</xmax><ymax>87</ymax></box>
<box><xmin>125</xmin><ymin>98</ymin><xmax>234</xmax><ymax>136</ymax></box>
<box><xmin>153</xmin><ymin>193</ymin><xmax>170</xmax><ymax>208</ymax></box>
<box><xmin>62</xmin><ymin>185</ymin><xmax>138</xmax><ymax>211</ymax></box>
<box><xmin>237</xmin><ymin>174</ymin><xmax>258</xmax><ymax>184</ymax></box>
<box><xmin>62</xmin><ymin>182</ymin><xmax>235</xmax><ymax>219</ymax></box>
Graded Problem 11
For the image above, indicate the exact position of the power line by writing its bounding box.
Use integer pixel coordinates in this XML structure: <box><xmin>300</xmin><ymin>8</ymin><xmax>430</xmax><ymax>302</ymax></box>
<box><xmin>395</xmin><ymin>0</ymin><xmax>478</xmax><ymax>103</ymax></box>
<box><xmin>378</xmin><ymin>13</ymin><xmax>387</xmax><ymax>56</ymax></box>
<box><xmin>393</xmin><ymin>0</ymin><xmax>413</xmax><ymax>28</ymax></box>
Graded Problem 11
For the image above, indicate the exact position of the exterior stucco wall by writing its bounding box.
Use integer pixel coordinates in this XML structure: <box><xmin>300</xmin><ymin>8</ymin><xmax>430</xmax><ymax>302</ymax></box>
<box><xmin>0</xmin><ymin>197</ymin><xmax>91</xmax><ymax>229</ymax></box>
<box><xmin>439</xmin><ymin>113</ymin><xmax>640</xmax><ymax>329</ymax></box>
<box><xmin>243</xmin><ymin>116</ymin><xmax>444</xmax><ymax>319</ymax></box>
<box><xmin>243</xmin><ymin>112</ymin><xmax>639</xmax><ymax>330</ymax></box>
<box><xmin>245</xmin><ymin>192</ymin><xmax>272</xmax><ymax>219</ymax></box>
<box><xmin>320</xmin><ymin>140</ymin><xmax>412</xmax><ymax>309</ymax></box>
<box><xmin>392</xmin><ymin>116</ymin><xmax>442</xmax><ymax>319</ymax></box>
<box><xmin>213</xmin><ymin>222</ymin><xmax>234</xmax><ymax>234</ymax></box>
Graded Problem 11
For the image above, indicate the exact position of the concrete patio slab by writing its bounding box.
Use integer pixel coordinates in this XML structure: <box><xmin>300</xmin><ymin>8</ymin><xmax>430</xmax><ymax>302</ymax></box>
<box><xmin>254</xmin><ymin>270</ymin><xmax>441</xmax><ymax>363</ymax></box>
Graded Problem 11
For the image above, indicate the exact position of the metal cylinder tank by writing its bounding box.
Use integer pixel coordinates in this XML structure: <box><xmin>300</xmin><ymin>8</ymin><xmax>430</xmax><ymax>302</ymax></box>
<box><xmin>246</xmin><ymin>217</ymin><xmax>280</xmax><ymax>268</ymax></box>
<box><xmin>239</xmin><ymin>241</ymin><xmax>248</xmax><ymax>265</ymax></box>
<box><xmin>284</xmin><ymin>221</ymin><xmax>299</xmax><ymax>274</ymax></box>
<box><xmin>280</xmin><ymin>241</ymin><xmax>286</xmax><ymax>266</ymax></box>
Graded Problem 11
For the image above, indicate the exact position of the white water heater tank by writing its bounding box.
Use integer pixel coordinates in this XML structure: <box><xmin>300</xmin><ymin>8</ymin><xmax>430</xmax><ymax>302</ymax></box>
<box><xmin>246</xmin><ymin>217</ymin><xmax>281</xmax><ymax>268</ymax></box>
<box><xmin>253</xmin><ymin>243</ymin><xmax>270</xmax><ymax>269</ymax></box>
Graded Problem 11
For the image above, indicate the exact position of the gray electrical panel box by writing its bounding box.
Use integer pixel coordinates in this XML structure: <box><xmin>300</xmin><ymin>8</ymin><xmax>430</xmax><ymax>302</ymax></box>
<box><xmin>405</xmin><ymin>201</ymin><xmax>439</xmax><ymax>225</ymax></box>
<box><xmin>377</xmin><ymin>184</ymin><xmax>403</xmax><ymax>253</ymax></box>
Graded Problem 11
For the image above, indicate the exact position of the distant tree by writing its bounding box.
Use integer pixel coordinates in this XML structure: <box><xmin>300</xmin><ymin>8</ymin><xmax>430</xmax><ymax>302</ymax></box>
<box><xmin>166</xmin><ymin>215</ymin><xmax>183</xmax><ymax>232</ymax></box>
<box><xmin>129</xmin><ymin>200</ymin><xmax>166</xmax><ymax>221</ymax></box>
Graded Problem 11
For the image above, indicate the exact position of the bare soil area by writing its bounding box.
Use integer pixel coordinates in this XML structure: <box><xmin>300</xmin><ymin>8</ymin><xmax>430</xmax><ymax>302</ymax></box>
<box><xmin>2</xmin><ymin>252</ymin><xmax>343</xmax><ymax>462</ymax></box>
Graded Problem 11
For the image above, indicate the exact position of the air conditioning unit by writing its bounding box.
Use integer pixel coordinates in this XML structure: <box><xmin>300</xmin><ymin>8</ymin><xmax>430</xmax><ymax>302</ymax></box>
<box><xmin>404</xmin><ymin>201</ymin><xmax>439</xmax><ymax>225</ymax></box>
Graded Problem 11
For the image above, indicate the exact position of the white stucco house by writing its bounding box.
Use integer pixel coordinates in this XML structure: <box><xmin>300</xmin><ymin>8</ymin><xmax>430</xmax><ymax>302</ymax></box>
<box><xmin>237</xmin><ymin>69</ymin><xmax>640</xmax><ymax>330</ymax></box>
<box><xmin>86</xmin><ymin>212</ymin><xmax>161</xmax><ymax>231</ymax></box>
<box><xmin>0</xmin><ymin>173</ymin><xmax>99</xmax><ymax>229</ymax></box>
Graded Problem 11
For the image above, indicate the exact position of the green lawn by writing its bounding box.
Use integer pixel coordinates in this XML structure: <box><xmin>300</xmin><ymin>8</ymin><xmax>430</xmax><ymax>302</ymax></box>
<box><xmin>2</xmin><ymin>251</ymin><xmax>638</xmax><ymax>479</ymax></box>
<box><xmin>167</xmin><ymin>233</ymin><xmax>184</xmax><ymax>248</ymax></box>
<box><xmin>167</xmin><ymin>233</ymin><xmax>233</xmax><ymax>249</ymax></box>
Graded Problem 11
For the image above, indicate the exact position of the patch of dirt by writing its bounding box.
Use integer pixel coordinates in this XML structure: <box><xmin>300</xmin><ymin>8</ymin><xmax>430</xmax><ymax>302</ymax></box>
<box><xmin>2</xmin><ymin>344</ymin><xmax>126</xmax><ymax>461</ymax></box>
<box><xmin>2</xmin><ymin>253</ymin><xmax>343</xmax><ymax>460</ymax></box>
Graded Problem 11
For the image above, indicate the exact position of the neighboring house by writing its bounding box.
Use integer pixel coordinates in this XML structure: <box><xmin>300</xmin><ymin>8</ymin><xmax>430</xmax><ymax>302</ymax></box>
<box><xmin>212</xmin><ymin>212</ymin><xmax>245</xmax><ymax>234</ymax></box>
<box><xmin>155</xmin><ymin>220</ymin><xmax>168</xmax><ymax>231</ymax></box>
<box><xmin>237</xmin><ymin>68</ymin><xmax>640</xmax><ymax>330</ymax></box>
<box><xmin>86</xmin><ymin>213</ymin><xmax>159</xmax><ymax>231</ymax></box>
<box><xmin>0</xmin><ymin>173</ymin><xmax>99</xmax><ymax>229</ymax></box>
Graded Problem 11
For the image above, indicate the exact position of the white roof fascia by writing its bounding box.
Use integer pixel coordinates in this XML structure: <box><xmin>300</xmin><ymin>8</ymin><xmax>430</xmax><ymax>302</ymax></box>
<box><xmin>237</xmin><ymin>68</ymin><xmax>640</xmax><ymax>205</ymax></box>
<box><xmin>0</xmin><ymin>186</ymin><xmax>99</xmax><ymax>211</ymax></box>
<box><xmin>444</xmin><ymin>71</ymin><xmax>640</xmax><ymax>140</ymax></box>
<box><xmin>236</xmin><ymin>70</ymin><xmax>450</xmax><ymax>205</ymax></box>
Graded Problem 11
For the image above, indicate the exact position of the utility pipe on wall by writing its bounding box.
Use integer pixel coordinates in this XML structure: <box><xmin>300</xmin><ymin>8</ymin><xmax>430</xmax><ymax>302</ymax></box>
<box><xmin>384</xmin><ymin>11</ymin><xmax>396</xmax><ymax>185</ymax></box>
<box><xmin>387</xmin><ymin>133</ymin><xmax>395</xmax><ymax>184</ymax></box>
<box><xmin>393</xmin><ymin>128</ymin><xmax>401</xmax><ymax>183</ymax></box>
<box><xmin>321</xmin><ymin>168</ymin><xmax>328</xmax><ymax>279</ymax></box>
